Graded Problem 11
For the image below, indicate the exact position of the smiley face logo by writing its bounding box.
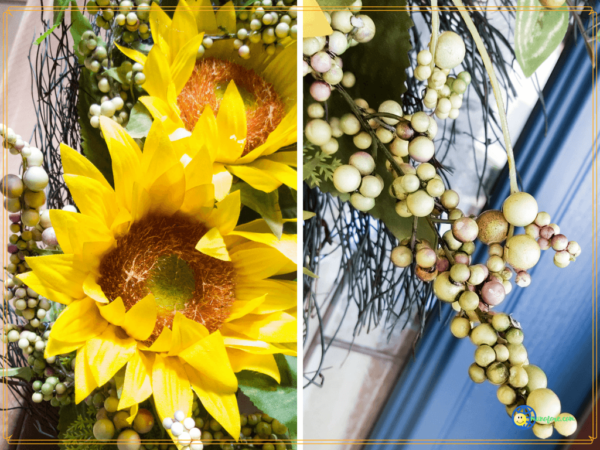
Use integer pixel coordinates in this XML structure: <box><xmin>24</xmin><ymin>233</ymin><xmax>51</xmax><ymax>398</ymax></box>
<box><xmin>513</xmin><ymin>405</ymin><xmax>536</xmax><ymax>429</ymax></box>
<box><xmin>514</xmin><ymin>413</ymin><xmax>527</xmax><ymax>427</ymax></box>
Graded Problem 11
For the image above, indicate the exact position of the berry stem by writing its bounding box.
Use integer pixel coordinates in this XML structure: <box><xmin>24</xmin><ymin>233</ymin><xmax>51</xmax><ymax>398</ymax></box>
<box><xmin>451</xmin><ymin>0</ymin><xmax>519</xmax><ymax>195</ymax></box>
<box><xmin>429</xmin><ymin>0</ymin><xmax>439</xmax><ymax>72</ymax></box>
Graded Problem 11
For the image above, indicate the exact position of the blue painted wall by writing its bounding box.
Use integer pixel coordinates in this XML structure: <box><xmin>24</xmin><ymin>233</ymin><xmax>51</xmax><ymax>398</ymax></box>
<box><xmin>368</xmin><ymin>8</ymin><xmax>598</xmax><ymax>449</ymax></box>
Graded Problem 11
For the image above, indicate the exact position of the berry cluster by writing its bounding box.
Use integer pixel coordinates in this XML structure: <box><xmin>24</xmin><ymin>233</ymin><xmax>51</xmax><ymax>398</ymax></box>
<box><xmin>91</xmin><ymin>381</ymin><xmax>155</xmax><ymax>447</ymax></box>
<box><xmin>458</xmin><ymin>313</ymin><xmax>577</xmax><ymax>439</ymax></box>
<box><xmin>331</xmin><ymin>152</ymin><xmax>383</xmax><ymax>212</ymax></box>
<box><xmin>29</xmin><ymin>351</ymin><xmax>75</xmax><ymax>406</ymax></box>
<box><xmin>232</xmin><ymin>0</ymin><xmax>298</xmax><ymax>60</ymax></box>
<box><xmin>303</xmin><ymin>5</ymin><xmax>374</xmax><ymax>103</ymax></box>
<box><xmin>86</xmin><ymin>0</ymin><xmax>151</xmax><ymax>43</ymax></box>
<box><xmin>414</xmin><ymin>32</ymin><xmax>470</xmax><ymax>120</ymax></box>
<box><xmin>162</xmin><ymin>410</ymin><xmax>205</xmax><ymax>450</ymax></box>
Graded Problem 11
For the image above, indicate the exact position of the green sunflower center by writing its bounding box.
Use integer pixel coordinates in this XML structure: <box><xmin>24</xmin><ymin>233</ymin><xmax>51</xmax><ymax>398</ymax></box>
<box><xmin>97</xmin><ymin>213</ymin><xmax>236</xmax><ymax>343</ymax></box>
<box><xmin>147</xmin><ymin>254</ymin><xmax>196</xmax><ymax>311</ymax></box>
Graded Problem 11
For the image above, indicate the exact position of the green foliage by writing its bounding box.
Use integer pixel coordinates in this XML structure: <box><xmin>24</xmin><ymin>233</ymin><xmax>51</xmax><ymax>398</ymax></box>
<box><xmin>125</xmin><ymin>102</ymin><xmax>153</xmax><ymax>139</ymax></box>
<box><xmin>515</xmin><ymin>0</ymin><xmax>569</xmax><ymax>77</ymax></box>
<box><xmin>0</xmin><ymin>367</ymin><xmax>33</xmax><ymax>381</ymax></box>
<box><xmin>77</xmin><ymin>69</ymin><xmax>114</xmax><ymax>186</ymax></box>
<box><xmin>232</xmin><ymin>182</ymin><xmax>285</xmax><ymax>238</ymax></box>
<box><xmin>69</xmin><ymin>1</ymin><xmax>93</xmax><ymax>63</ymax></box>
<box><xmin>303</xmin><ymin>146</ymin><xmax>341</xmax><ymax>187</ymax></box>
<box><xmin>34</xmin><ymin>0</ymin><xmax>70</xmax><ymax>45</ymax></box>
<box><xmin>60</xmin><ymin>405</ymin><xmax>112</xmax><ymax>450</ymax></box>
<box><xmin>237</xmin><ymin>355</ymin><xmax>297</xmax><ymax>440</ymax></box>
<box><xmin>341</xmin><ymin>0</ymin><xmax>413</xmax><ymax>105</ymax></box>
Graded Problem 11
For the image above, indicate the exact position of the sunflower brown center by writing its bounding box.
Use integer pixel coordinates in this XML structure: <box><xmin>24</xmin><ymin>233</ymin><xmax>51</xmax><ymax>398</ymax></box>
<box><xmin>177</xmin><ymin>57</ymin><xmax>286</xmax><ymax>156</ymax></box>
<box><xmin>97</xmin><ymin>213</ymin><xmax>236</xmax><ymax>344</ymax></box>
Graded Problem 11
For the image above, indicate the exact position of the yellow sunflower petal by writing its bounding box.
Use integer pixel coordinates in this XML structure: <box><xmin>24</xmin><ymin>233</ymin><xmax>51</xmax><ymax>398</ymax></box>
<box><xmin>246</xmin><ymin>159</ymin><xmax>297</xmax><ymax>190</ymax></box>
<box><xmin>152</xmin><ymin>354</ymin><xmax>193</xmax><ymax>423</ymax></box>
<box><xmin>16</xmin><ymin>271</ymin><xmax>75</xmax><ymax>305</ymax></box>
<box><xmin>205</xmin><ymin>190</ymin><xmax>240</xmax><ymax>236</ymax></box>
<box><xmin>144</xmin><ymin>326</ymin><xmax>173</xmax><ymax>352</ymax></box>
<box><xmin>75</xmin><ymin>345</ymin><xmax>99</xmax><ymax>404</ymax></box>
<box><xmin>118</xmin><ymin>350</ymin><xmax>154</xmax><ymax>410</ymax></box>
<box><xmin>262</xmin><ymin>151</ymin><xmax>298</xmax><ymax>167</ymax></box>
<box><xmin>121</xmin><ymin>294</ymin><xmax>157</xmax><ymax>341</ymax></box>
<box><xmin>87</xmin><ymin>325</ymin><xmax>137</xmax><ymax>387</ymax></box>
<box><xmin>110</xmin><ymin>207</ymin><xmax>133</xmax><ymax>236</ymax></box>
<box><xmin>115</xmin><ymin>43</ymin><xmax>147</xmax><ymax>65</ymax></box>
<box><xmin>228</xmin><ymin>231</ymin><xmax>296</xmax><ymax>264</ymax></box>
<box><xmin>227</xmin><ymin>349</ymin><xmax>280</xmax><ymax>383</ymax></box>
<box><xmin>24</xmin><ymin>254</ymin><xmax>88</xmax><ymax>300</ymax></box>
<box><xmin>221</xmin><ymin>330</ymin><xmax>297</xmax><ymax>356</ymax></box>
<box><xmin>127</xmin><ymin>404</ymin><xmax>139</xmax><ymax>424</ymax></box>
<box><xmin>192</xmin><ymin>107</ymin><xmax>218</xmax><ymax>162</ymax></box>
<box><xmin>49</xmin><ymin>210</ymin><xmax>115</xmax><ymax>260</ymax></box>
<box><xmin>226</xmin><ymin>311</ymin><xmax>296</xmax><ymax>343</ymax></box>
<box><xmin>142</xmin><ymin>47</ymin><xmax>176</xmax><ymax>104</ymax></box>
<box><xmin>236</xmin><ymin>279</ymin><xmax>296</xmax><ymax>314</ymax></box>
<box><xmin>98</xmin><ymin>297</ymin><xmax>126</xmax><ymax>327</ymax></box>
<box><xmin>225</xmin><ymin>164</ymin><xmax>282</xmax><ymax>193</ymax></box>
<box><xmin>225</xmin><ymin>294</ymin><xmax>266</xmax><ymax>323</ymax></box>
<box><xmin>168</xmin><ymin>312</ymin><xmax>209</xmax><ymax>356</ymax></box>
<box><xmin>171</xmin><ymin>33</ymin><xmax>205</xmax><ymax>95</ymax></box>
<box><xmin>141</xmin><ymin>120</ymin><xmax>180</xmax><ymax>183</ymax></box>
<box><xmin>184</xmin><ymin>144</ymin><xmax>213</xmax><ymax>189</ymax></box>
<box><xmin>231</xmin><ymin>245</ymin><xmax>296</xmax><ymax>280</ymax></box>
<box><xmin>130</xmin><ymin>181</ymin><xmax>152</xmax><ymax>223</ymax></box>
<box><xmin>99</xmin><ymin>117</ymin><xmax>143</xmax><ymax>212</ymax></box>
<box><xmin>215</xmin><ymin>1</ymin><xmax>236</xmax><ymax>34</ymax></box>
<box><xmin>63</xmin><ymin>174</ymin><xmax>119</xmax><ymax>226</ymax></box>
<box><xmin>45</xmin><ymin>297</ymin><xmax>108</xmax><ymax>357</ymax></box>
<box><xmin>196</xmin><ymin>227</ymin><xmax>230</xmax><ymax>261</ymax></box>
<box><xmin>149</xmin><ymin>2</ymin><xmax>173</xmax><ymax>61</ymax></box>
<box><xmin>185</xmin><ymin>363</ymin><xmax>240</xmax><ymax>439</ymax></box>
<box><xmin>181</xmin><ymin>184</ymin><xmax>215</xmax><ymax>217</ymax></box>
<box><xmin>83</xmin><ymin>273</ymin><xmax>109</xmax><ymax>304</ymax></box>
<box><xmin>212</xmin><ymin>164</ymin><xmax>234</xmax><ymax>201</ymax></box>
<box><xmin>189</xmin><ymin>0</ymin><xmax>218</xmax><ymax>32</ymax></box>
<box><xmin>178</xmin><ymin>330</ymin><xmax>237</xmax><ymax>390</ymax></box>
<box><xmin>139</xmin><ymin>96</ymin><xmax>183</xmax><ymax>134</ymax></box>
<box><xmin>147</xmin><ymin>162</ymin><xmax>186</xmax><ymax>216</ymax></box>
<box><xmin>236</xmin><ymin>110</ymin><xmax>296</xmax><ymax>164</ymax></box>
<box><xmin>169</xmin><ymin>0</ymin><xmax>198</xmax><ymax>67</ymax></box>
<box><xmin>60</xmin><ymin>143</ymin><xmax>112</xmax><ymax>190</ymax></box>
<box><xmin>262</xmin><ymin>44</ymin><xmax>297</xmax><ymax>100</ymax></box>
<box><xmin>216</xmin><ymin>82</ymin><xmax>247</xmax><ymax>164</ymax></box>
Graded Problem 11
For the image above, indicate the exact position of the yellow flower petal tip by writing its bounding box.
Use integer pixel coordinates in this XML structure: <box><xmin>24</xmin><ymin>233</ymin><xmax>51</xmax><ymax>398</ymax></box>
<box><xmin>196</xmin><ymin>227</ymin><xmax>231</xmax><ymax>261</ymax></box>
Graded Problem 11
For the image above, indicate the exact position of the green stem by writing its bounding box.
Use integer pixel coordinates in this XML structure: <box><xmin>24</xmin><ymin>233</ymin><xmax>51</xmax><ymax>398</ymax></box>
<box><xmin>451</xmin><ymin>0</ymin><xmax>519</xmax><ymax>195</ymax></box>
<box><xmin>430</xmin><ymin>0</ymin><xmax>439</xmax><ymax>71</ymax></box>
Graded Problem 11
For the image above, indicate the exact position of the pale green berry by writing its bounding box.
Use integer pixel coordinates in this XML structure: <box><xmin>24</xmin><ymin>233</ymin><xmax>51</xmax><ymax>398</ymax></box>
<box><xmin>333</xmin><ymin>165</ymin><xmax>361</xmax><ymax>193</ymax></box>
<box><xmin>503</xmin><ymin>192</ymin><xmax>538</xmax><ymax>227</ymax></box>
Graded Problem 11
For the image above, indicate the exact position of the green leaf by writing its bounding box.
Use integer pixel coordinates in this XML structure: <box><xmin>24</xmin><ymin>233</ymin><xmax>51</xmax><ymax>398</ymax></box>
<box><xmin>340</xmin><ymin>0</ymin><xmax>413</xmax><ymax>105</ymax></box>
<box><xmin>103</xmin><ymin>67</ymin><xmax>127</xmax><ymax>85</ymax></box>
<box><xmin>69</xmin><ymin>1</ymin><xmax>93</xmax><ymax>63</ymax></box>
<box><xmin>303</xmin><ymin>211</ymin><xmax>316</xmax><ymax>220</ymax></box>
<box><xmin>303</xmin><ymin>266</ymin><xmax>319</xmax><ymax>278</ymax></box>
<box><xmin>232</xmin><ymin>182</ymin><xmax>284</xmax><ymax>239</ymax></box>
<box><xmin>316</xmin><ymin>0</ymin><xmax>356</xmax><ymax>6</ymax></box>
<box><xmin>305</xmin><ymin>0</ymin><xmax>434</xmax><ymax>243</ymax></box>
<box><xmin>237</xmin><ymin>355</ymin><xmax>297</xmax><ymax>440</ymax></box>
<box><xmin>77</xmin><ymin>68</ymin><xmax>114</xmax><ymax>186</ymax></box>
<box><xmin>0</xmin><ymin>367</ymin><xmax>33</xmax><ymax>381</ymax></box>
<box><xmin>515</xmin><ymin>0</ymin><xmax>569</xmax><ymax>78</ymax></box>
<box><xmin>34</xmin><ymin>0</ymin><xmax>70</xmax><ymax>45</ymax></box>
<box><xmin>125</xmin><ymin>101</ymin><xmax>153</xmax><ymax>139</ymax></box>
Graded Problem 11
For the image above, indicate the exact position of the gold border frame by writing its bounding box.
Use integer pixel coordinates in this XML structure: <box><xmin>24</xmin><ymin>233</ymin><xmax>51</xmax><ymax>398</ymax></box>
<box><xmin>1</xmin><ymin>2</ymin><xmax>597</xmax><ymax>446</ymax></box>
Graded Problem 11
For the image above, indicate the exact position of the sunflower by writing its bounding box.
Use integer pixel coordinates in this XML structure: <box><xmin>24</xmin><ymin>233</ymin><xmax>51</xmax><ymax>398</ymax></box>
<box><xmin>17</xmin><ymin>117</ymin><xmax>297</xmax><ymax>439</ymax></box>
<box><xmin>118</xmin><ymin>0</ymin><xmax>297</xmax><ymax>196</ymax></box>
